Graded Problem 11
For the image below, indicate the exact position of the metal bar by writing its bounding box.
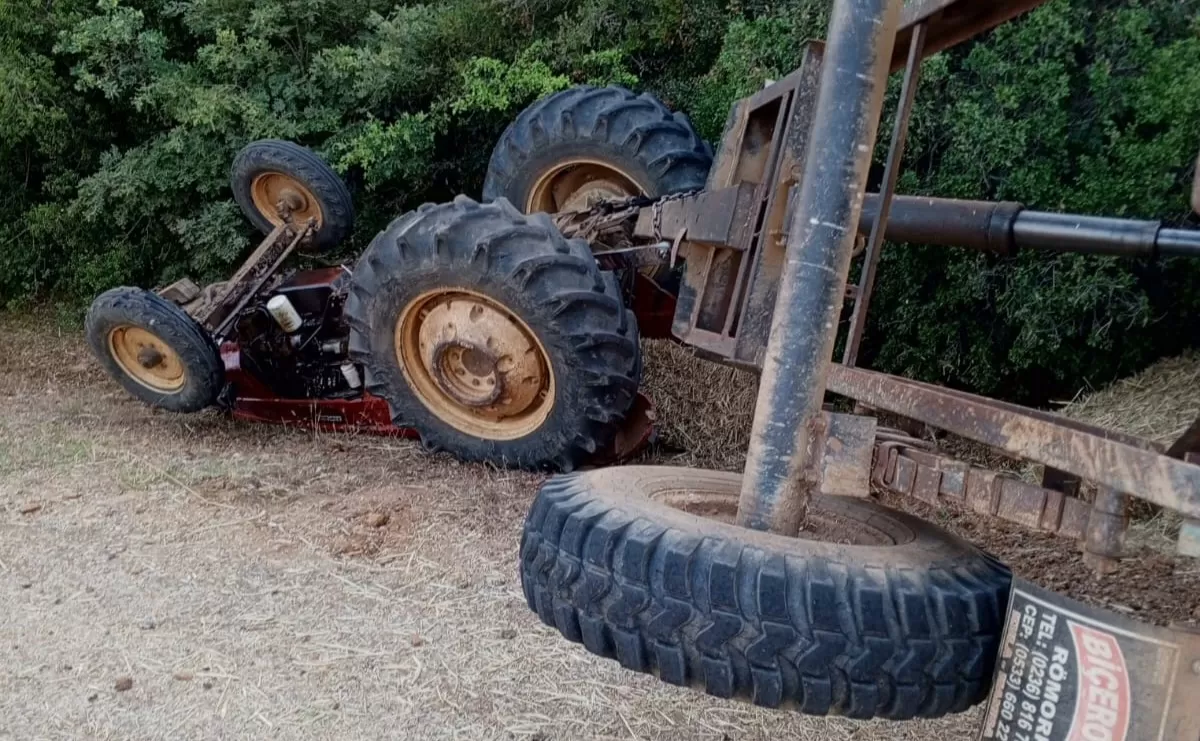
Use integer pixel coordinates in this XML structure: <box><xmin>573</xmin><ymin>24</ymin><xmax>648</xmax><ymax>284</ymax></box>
<box><xmin>892</xmin><ymin>0</ymin><xmax>1047</xmax><ymax>72</ymax></box>
<box><xmin>859</xmin><ymin>194</ymin><xmax>1022</xmax><ymax>253</ymax></box>
<box><xmin>843</xmin><ymin>22</ymin><xmax>927</xmax><ymax>368</ymax></box>
<box><xmin>721</xmin><ymin>90</ymin><xmax>794</xmax><ymax>338</ymax></box>
<box><xmin>737</xmin><ymin>0</ymin><xmax>903</xmax><ymax>534</ymax></box>
<box><xmin>825</xmin><ymin>363</ymin><xmax>1200</xmax><ymax>518</ymax></box>
<box><xmin>1011</xmin><ymin>211</ymin><xmax>1161</xmax><ymax>257</ymax></box>
<box><xmin>1168</xmin><ymin>415</ymin><xmax>1200</xmax><ymax>459</ymax></box>
<box><xmin>858</xmin><ymin>194</ymin><xmax>1200</xmax><ymax>258</ymax></box>
<box><xmin>1155</xmin><ymin>228</ymin><xmax>1200</xmax><ymax>257</ymax></box>
<box><xmin>1083</xmin><ymin>486</ymin><xmax>1128</xmax><ymax>574</ymax></box>
<box><xmin>881</xmin><ymin>372</ymin><xmax>1163</xmax><ymax>452</ymax></box>
<box><xmin>209</xmin><ymin>223</ymin><xmax>312</xmax><ymax>338</ymax></box>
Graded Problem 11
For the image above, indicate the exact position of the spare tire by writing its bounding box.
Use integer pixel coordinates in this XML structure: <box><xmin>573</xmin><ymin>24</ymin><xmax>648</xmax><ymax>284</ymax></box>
<box><xmin>519</xmin><ymin>466</ymin><xmax>1012</xmax><ymax>720</ymax></box>
<box><xmin>483</xmin><ymin>85</ymin><xmax>712</xmax><ymax>213</ymax></box>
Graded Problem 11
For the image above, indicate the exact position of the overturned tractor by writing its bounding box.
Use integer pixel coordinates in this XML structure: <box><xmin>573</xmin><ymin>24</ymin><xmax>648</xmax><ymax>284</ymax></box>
<box><xmin>88</xmin><ymin>0</ymin><xmax>1200</xmax><ymax>733</ymax></box>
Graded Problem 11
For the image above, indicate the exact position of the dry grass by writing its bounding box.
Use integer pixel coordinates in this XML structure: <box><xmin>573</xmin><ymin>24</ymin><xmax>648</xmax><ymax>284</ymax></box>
<box><xmin>4</xmin><ymin>314</ymin><xmax>1195</xmax><ymax>739</ymax></box>
<box><xmin>638</xmin><ymin>340</ymin><xmax>759</xmax><ymax>472</ymax></box>
<box><xmin>1054</xmin><ymin>351</ymin><xmax>1200</xmax><ymax>446</ymax></box>
<box><xmin>0</xmin><ymin>314</ymin><xmax>983</xmax><ymax>740</ymax></box>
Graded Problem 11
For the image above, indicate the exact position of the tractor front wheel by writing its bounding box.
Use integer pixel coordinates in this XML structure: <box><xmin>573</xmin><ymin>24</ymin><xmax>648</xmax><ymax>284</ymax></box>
<box><xmin>86</xmin><ymin>287</ymin><xmax>224</xmax><ymax>413</ymax></box>
<box><xmin>344</xmin><ymin>196</ymin><xmax>641</xmax><ymax>471</ymax></box>
<box><xmin>520</xmin><ymin>466</ymin><xmax>1012</xmax><ymax>720</ymax></box>
<box><xmin>230</xmin><ymin>139</ymin><xmax>355</xmax><ymax>253</ymax></box>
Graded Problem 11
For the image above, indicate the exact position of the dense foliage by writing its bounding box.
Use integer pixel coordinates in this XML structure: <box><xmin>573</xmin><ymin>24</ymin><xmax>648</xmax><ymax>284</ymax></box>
<box><xmin>1</xmin><ymin>0</ymin><xmax>1198</xmax><ymax>403</ymax></box>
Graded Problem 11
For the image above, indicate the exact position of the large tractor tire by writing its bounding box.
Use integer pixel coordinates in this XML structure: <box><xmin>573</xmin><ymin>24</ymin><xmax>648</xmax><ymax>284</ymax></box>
<box><xmin>520</xmin><ymin>467</ymin><xmax>1012</xmax><ymax>720</ymax></box>
<box><xmin>483</xmin><ymin>85</ymin><xmax>712</xmax><ymax>214</ymax></box>
<box><xmin>231</xmin><ymin>139</ymin><xmax>354</xmax><ymax>253</ymax></box>
<box><xmin>86</xmin><ymin>287</ymin><xmax>224</xmax><ymax>413</ymax></box>
<box><xmin>344</xmin><ymin>196</ymin><xmax>641</xmax><ymax>471</ymax></box>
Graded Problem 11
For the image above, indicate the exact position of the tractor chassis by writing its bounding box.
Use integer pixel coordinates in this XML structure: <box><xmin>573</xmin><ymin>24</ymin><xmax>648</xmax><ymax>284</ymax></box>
<box><xmin>158</xmin><ymin>213</ymin><xmax>656</xmax><ymax>460</ymax></box>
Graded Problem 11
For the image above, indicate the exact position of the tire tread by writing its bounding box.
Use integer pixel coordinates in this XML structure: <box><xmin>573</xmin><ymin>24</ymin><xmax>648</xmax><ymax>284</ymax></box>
<box><xmin>519</xmin><ymin>473</ymin><xmax>1012</xmax><ymax>719</ymax></box>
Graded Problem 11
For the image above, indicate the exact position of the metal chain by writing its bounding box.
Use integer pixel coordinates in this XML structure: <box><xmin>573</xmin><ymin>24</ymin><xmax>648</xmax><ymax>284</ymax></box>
<box><xmin>651</xmin><ymin>189</ymin><xmax>702</xmax><ymax>241</ymax></box>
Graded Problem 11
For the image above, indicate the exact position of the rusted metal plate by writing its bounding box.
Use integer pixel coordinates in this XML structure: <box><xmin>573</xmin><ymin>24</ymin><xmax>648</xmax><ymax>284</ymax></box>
<box><xmin>894</xmin><ymin>0</ymin><xmax>1048</xmax><ymax>72</ymax></box>
<box><xmin>872</xmin><ymin>441</ymin><xmax>902</xmax><ymax>487</ymax></box>
<box><xmin>980</xmin><ymin>580</ymin><xmax>1200</xmax><ymax>741</ymax></box>
<box><xmin>632</xmin><ymin>185</ymin><xmax>755</xmax><ymax>246</ymax></box>
<box><xmin>911</xmin><ymin>463</ymin><xmax>942</xmax><ymax>505</ymax></box>
<box><xmin>733</xmin><ymin>47</ymin><xmax>825</xmax><ymax>368</ymax></box>
<box><xmin>874</xmin><ymin>442</ymin><xmax>1094</xmax><ymax>541</ymax></box>
<box><xmin>937</xmin><ymin>458</ymin><xmax>968</xmax><ymax>501</ymax></box>
<box><xmin>996</xmin><ymin>477</ymin><xmax>1048</xmax><ymax>530</ymax></box>
<box><xmin>817</xmin><ymin>412</ymin><xmax>876</xmax><ymax>498</ymax></box>
<box><xmin>966</xmin><ymin>467</ymin><xmax>1002</xmax><ymax>516</ymax></box>
<box><xmin>1039</xmin><ymin>488</ymin><xmax>1065</xmax><ymax>532</ymax></box>
<box><xmin>199</xmin><ymin>221</ymin><xmax>313</xmax><ymax>336</ymax></box>
<box><xmin>825</xmin><ymin>364</ymin><xmax>1200</xmax><ymax>519</ymax></box>
<box><xmin>1059</xmin><ymin>499</ymin><xmax>1091</xmax><ymax>541</ymax></box>
<box><xmin>893</xmin><ymin>454</ymin><xmax>917</xmax><ymax>495</ymax></box>
<box><xmin>669</xmin><ymin>45</ymin><xmax>827</xmax><ymax>371</ymax></box>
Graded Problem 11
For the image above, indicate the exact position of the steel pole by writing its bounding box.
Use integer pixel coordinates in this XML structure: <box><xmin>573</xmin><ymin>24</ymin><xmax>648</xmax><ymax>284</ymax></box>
<box><xmin>737</xmin><ymin>0</ymin><xmax>903</xmax><ymax>534</ymax></box>
<box><xmin>843</xmin><ymin>22</ymin><xmax>926</xmax><ymax>368</ymax></box>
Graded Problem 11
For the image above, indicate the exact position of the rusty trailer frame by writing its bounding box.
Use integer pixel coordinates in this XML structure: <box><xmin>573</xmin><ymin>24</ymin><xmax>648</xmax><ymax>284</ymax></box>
<box><xmin>614</xmin><ymin>0</ymin><xmax>1200</xmax><ymax>565</ymax></box>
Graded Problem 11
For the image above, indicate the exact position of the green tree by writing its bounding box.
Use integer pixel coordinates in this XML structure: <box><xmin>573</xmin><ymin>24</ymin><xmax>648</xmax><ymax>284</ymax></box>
<box><xmin>0</xmin><ymin>0</ymin><xmax>1197</xmax><ymax>405</ymax></box>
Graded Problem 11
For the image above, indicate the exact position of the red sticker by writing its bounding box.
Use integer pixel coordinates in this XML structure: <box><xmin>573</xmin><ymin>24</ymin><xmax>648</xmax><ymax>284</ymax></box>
<box><xmin>1068</xmin><ymin>622</ymin><xmax>1131</xmax><ymax>741</ymax></box>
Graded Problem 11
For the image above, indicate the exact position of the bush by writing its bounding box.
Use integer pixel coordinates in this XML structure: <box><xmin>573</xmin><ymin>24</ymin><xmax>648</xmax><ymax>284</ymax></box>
<box><xmin>1</xmin><ymin>0</ymin><xmax>1198</xmax><ymax>404</ymax></box>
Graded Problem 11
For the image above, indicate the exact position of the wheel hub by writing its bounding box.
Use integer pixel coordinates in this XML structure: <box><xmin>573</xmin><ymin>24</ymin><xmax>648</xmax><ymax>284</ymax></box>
<box><xmin>250</xmin><ymin>173</ymin><xmax>322</xmax><ymax>227</ymax></box>
<box><xmin>397</xmin><ymin>289</ymin><xmax>555</xmax><ymax>440</ymax></box>
<box><xmin>108</xmin><ymin>326</ymin><xmax>186</xmax><ymax>393</ymax></box>
<box><xmin>137</xmin><ymin>346</ymin><xmax>165</xmax><ymax>369</ymax></box>
<box><xmin>430</xmin><ymin>341</ymin><xmax>504</xmax><ymax>408</ymax></box>
<box><xmin>527</xmin><ymin>159</ymin><xmax>646</xmax><ymax>214</ymax></box>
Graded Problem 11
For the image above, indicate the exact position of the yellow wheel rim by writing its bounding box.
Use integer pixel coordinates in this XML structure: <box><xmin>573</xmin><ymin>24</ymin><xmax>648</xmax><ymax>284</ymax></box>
<box><xmin>107</xmin><ymin>326</ymin><xmax>186</xmax><ymax>393</ymax></box>
<box><xmin>250</xmin><ymin>172</ymin><xmax>323</xmax><ymax>227</ymax></box>
<box><xmin>396</xmin><ymin>288</ymin><xmax>555</xmax><ymax>441</ymax></box>
<box><xmin>526</xmin><ymin>158</ymin><xmax>647</xmax><ymax>213</ymax></box>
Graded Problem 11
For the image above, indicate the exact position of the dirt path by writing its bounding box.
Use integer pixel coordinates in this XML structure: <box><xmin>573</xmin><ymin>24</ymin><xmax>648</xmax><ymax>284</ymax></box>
<box><xmin>6</xmin><ymin>313</ymin><xmax>1196</xmax><ymax>739</ymax></box>
<box><xmin>0</xmin><ymin>315</ymin><xmax>983</xmax><ymax>739</ymax></box>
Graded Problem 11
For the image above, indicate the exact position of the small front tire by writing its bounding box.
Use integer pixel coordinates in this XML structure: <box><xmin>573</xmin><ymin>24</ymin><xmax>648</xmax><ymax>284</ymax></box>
<box><xmin>86</xmin><ymin>287</ymin><xmax>224</xmax><ymax>413</ymax></box>
<box><xmin>230</xmin><ymin>139</ymin><xmax>355</xmax><ymax>253</ymax></box>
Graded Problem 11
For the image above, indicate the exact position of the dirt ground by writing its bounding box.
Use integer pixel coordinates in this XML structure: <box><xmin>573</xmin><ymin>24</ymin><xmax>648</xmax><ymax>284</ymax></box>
<box><xmin>1</xmin><ymin>313</ymin><xmax>1196</xmax><ymax>740</ymax></box>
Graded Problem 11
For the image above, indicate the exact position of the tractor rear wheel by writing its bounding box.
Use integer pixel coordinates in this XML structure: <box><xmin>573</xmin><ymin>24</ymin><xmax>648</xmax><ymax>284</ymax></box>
<box><xmin>483</xmin><ymin>85</ymin><xmax>712</xmax><ymax>214</ymax></box>
<box><xmin>86</xmin><ymin>287</ymin><xmax>223</xmax><ymax>413</ymax></box>
<box><xmin>344</xmin><ymin>196</ymin><xmax>641</xmax><ymax>471</ymax></box>
<box><xmin>520</xmin><ymin>466</ymin><xmax>1012</xmax><ymax>720</ymax></box>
